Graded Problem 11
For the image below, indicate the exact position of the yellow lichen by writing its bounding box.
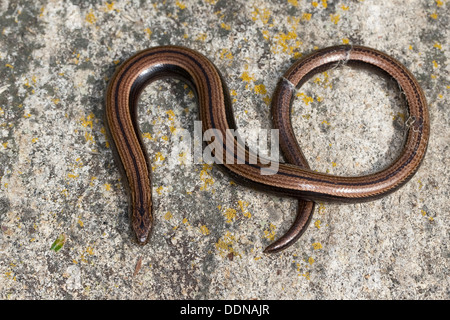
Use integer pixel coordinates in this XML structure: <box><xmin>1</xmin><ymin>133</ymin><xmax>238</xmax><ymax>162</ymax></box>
<box><xmin>238</xmin><ymin>200</ymin><xmax>251</xmax><ymax>218</ymax></box>
<box><xmin>154</xmin><ymin>152</ymin><xmax>165</xmax><ymax>162</ymax></box>
<box><xmin>271</xmin><ymin>17</ymin><xmax>303</xmax><ymax>57</ymax></box>
<box><xmin>314</xmin><ymin>220</ymin><xmax>321</xmax><ymax>229</ymax></box>
<box><xmin>312</xmin><ymin>242</ymin><xmax>322</xmax><ymax>250</ymax></box>
<box><xmin>223</xmin><ymin>207</ymin><xmax>237</xmax><ymax>223</ymax></box>
<box><xmin>144</xmin><ymin>28</ymin><xmax>152</xmax><ymax>39</ymax></box>
<box><xmin>219</xmin><ymin>48</ymin><xmax>233</xmax><ymax>60</ymax></box>
<box><xmin>142</xmin><ymin>132</ymin><xmax>154</xmax><ymax>140</ymax></box>
<box><xmin>85</xmin><ymin>10</ymin><xmax>96</xmax><ymax>24</ymax></box>
<box><xmin>196</xmin><ymin>33</ymin><xmax>207</xmax><ymax>41</ymax></box>
<box><xmin>253</xmin><ymin>84</ymin><xmax>267</xmax><ymax>95</ymax></box>
<box><xmin>330</xmin><ymin>13</ymin><xmax>340</xmax><ymax>24</ymax></box>
<box><xmin>100</xmin><ymin>127</ymin><xmax>110</xmax><ymax>148</ymax></box>
<box><xmin>251</xmin><ymin>7</ymin><xmax>271</xmax><ymax>24</ymax></box>
<box><xmin>164</xmin><ymin>211</ymin><xmax>173</xmax><ymax>220</ymax></box>
<box><xmin>302</xmin><ymin>13</ymin><xmax>312</xmax><ymax>21</ymax></box>
<box><xmin>264</xmin><ymin>223</ymin><xmax>277</xmax><ymax>241</ymax></box>
<box><xmin>86</xmin><ymin>246</ymin><xmax>94</xmax><ymax>256</ymax></box>
<box><xmin>84</xmin><ymin>132</ymin><xmax>94</xmax><ymax>143</ymax></box>
<box><xmin>240</xmin><ymin>70</ymin><xmax>255</xmax><ymax>83</ymax></box>
<box><xmin>296</xmin><ymin>92</ymin><xmax>313</xmax><ymax>105</ymax></box>
<box><xmin>199</xmin><ymin>225</ymin><xmax>210</xmax><ymax>235</ymax></box>
<box><xmin>215</xmin><ymin>231</ymin><xmax>239</xmax><ymax>257</ymax></box>
<box><xmin>199</xmin><ymin>164</ymin><xmax>214</xmax><ymax>191</ymax></box>
<box><xmin>155</xmin><ymin>186</ymin><xmax>166</xmax><ymax>195</ymax></box>
<box><xmin>105</xmin><ymin>2</ymin><xmax>115</xmax><ymax>12</ymax></box>
<box><xmin>166</xmin><ymin>109</ymin><xmax>175</xmax><ymax>121</ymax></box>
<box><xmin>176</xmin><ymin>1</ymin><xmax>186</xmax><ymax>9</ymax></box>
<box><xmin>220</xmin><ymin>22</ymin><xmax>231</xmax><ymax>30</ymax></box>
<box><xmin>318</xmin><ymin>202</ymin><xmax>325</xmax><ymax>214</ymax></box>
<box><xmin>81</xmin><ymin>112</ymin><xmax>94</xmax><ymax>129</ymax></box>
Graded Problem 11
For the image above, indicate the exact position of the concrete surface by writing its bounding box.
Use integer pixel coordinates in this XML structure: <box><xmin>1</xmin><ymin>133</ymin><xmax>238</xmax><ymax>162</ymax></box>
<box><xmin>0</xmin><ymin>0</ymin><xmax>448</xmax><ymax>299</ymax></box>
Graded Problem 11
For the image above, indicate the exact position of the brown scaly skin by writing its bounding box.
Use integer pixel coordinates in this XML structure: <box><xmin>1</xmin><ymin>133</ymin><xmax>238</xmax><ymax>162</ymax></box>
<box><xmin>105</xmin><ymin>45</ymin><xmax>429</xmax><ymax>252</ymax></box>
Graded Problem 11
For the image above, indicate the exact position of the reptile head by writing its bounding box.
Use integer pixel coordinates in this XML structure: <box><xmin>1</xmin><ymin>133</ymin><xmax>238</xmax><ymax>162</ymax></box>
<box><xmin>131</xmin><ymin>202</ymin><xmax>152</xmax><ymax>245</ymax></box>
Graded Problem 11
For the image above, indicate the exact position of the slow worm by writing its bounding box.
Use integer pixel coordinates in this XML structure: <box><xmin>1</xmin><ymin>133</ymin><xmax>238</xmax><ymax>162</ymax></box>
<box><xmin>105</xmin><ymin>45</ymin><xmax>429</xmax><ymax>253</ymax></box>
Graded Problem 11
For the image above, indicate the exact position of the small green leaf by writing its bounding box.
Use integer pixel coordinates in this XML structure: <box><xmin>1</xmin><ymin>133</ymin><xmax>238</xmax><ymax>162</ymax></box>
<box><xmin>50</xmin><ymin>234</ymin><xmax>66</xmax><ymax>252</ymax></box>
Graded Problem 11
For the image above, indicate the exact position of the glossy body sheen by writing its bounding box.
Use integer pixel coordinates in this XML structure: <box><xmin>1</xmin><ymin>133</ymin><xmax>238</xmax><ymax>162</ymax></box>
<box><xmin>105</xmin><ymin>45</ymin><xmax>429</xmax><ymax>253</ymax></box>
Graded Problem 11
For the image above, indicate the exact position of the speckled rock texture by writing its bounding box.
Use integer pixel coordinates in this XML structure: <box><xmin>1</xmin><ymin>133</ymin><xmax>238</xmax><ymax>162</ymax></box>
<box><xmin>0</xmin><ymin>0</ymin><xmax>448</xmax><ymax>300</ymax></box>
